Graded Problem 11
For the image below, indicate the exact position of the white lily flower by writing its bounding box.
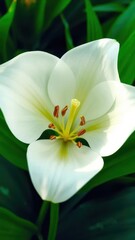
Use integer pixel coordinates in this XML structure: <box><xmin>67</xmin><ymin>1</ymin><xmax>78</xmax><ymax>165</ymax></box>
<box><xmin>0</xmin><ymin>39</ymin><xmax>135</xmax><ymax>203</ymax></box>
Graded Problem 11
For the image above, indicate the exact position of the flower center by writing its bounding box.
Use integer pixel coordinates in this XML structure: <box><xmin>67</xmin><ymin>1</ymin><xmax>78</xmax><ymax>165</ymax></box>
<box><xmin>48</xmin><ymin>99</ymin><xmax>86</xmax><ymax>148</ymax></box>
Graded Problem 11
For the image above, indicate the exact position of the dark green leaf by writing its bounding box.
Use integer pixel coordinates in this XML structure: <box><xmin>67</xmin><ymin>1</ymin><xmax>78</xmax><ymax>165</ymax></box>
<box><xmin>44</xmin><ymin>0</ymin><xmax>71</xmax><ymax>29</ymax></box>
<box><xmin>0</xmin><ymin>111</ymin><xmax>28</xmax><ymax>170</ymax></box>
<box><xmin>0</xmin><ymin>156</ymin><xmax>40</xmax><ymax>221</ymax></box>
<box><xmin>118</xmin><ymin>31</ymin><xmax>135</xmax><ymax>84</ymax></box>
<box><xmin>61</xmin><ymin>14</ymin><xmax>74</xmax><ymax>50</ymax></box>
<box><xmin>0</xmin><ymin>0</ymin><xmax>16</xmax><ymax>62</ymax></box>
<box><xmin>34</xmin><ymin>0</ymin><xmax>46</xmax><ymax>35</ymax></box>
<box><xmin>58</xmin><ymin>184</ymin><xmax>135</xmax><ymax>240</ymax></box>
<box><xmin>0</xmin><ymin>207</ymin><xmax>37</xmax><ymax>240</ymax></box>
<box><xmin>84</xmin><ymin>0</ymin><xmax>103</xmax><ymax>42</ymax></box>
<box><xmin>107</xmin><ymin>1</ymin><xmax>135</xmax><ymax>43</ymax></box>
<box><xmin>93</xmin><ymin>2</ymin><xmax>125</xmax><ymax>13</ymax></box>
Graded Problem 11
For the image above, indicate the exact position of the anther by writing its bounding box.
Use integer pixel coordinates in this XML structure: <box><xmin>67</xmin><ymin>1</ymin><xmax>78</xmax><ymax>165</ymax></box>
<box><xmin>76</xmin><ymin>141</ymin><xmax>82</xmax><ymax>148</ymax></box>
<box><xmin>50</xmin><ymin>135</ymin><xmax>56</xmax><ymax>140</ymax></box>
<box><xmin>80</xmin><ymin>116</ymin><xmax>86</xmax><ymax>126</ymax></box>
<box><xmin>48</xmin><ymin>123</ymin><xmax>55</xmax><ymax>129</ymax></box>
<box><xmin>61</xmin><ymin>105</ymin><xmax>68</xmax><ymax>116</ymax></box>
<box><xmin>53</xmin><ymin>105</ymin><xmax>59</xmax><ymax>118</ymax></box>
<box><xmin>77</xmin><ymin>129</ymin><xmax>86</xmax><ymax>136</ymax></box>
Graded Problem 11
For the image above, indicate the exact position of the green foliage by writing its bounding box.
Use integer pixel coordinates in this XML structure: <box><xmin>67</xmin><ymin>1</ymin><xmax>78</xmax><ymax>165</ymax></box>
<box><xmin>0</xmin><ymin>111</ymin><xmax>28</xmax><ymax>170</ymax></box>
<box><xmin>61</xmin><ymin>14</ymin><xmax>74</xmax><ymax>50</ymax></box>
<box><xmin>0</xmin><ymin>207</ymin><xmax>37</xmax><ymax>240</ymax></box>
<box><xmin>0</xmin><ymin>0</ymin><xmax>16</xmax><ymax>62</ymax></box>
<box><xmin>44</xmin><ymin>0</ymin><xmax>72</xmax><ymax>29</ymax></box>
<box><xmin>93</xmin><ymin>2</ymin><xmax>125</xmax><ymax>12</ymax></box>
<box><xmin>107</xmin><ymin>1</ymin><xmax>135</xmax><ymax>43</ymax></box>
<box><xmin>119</xmin><ymin>31</ymin><xmax>135</xmax><ymax>84</ymax></box>
<box><xmin>0</xmin><ymin>156</ymin><xmax>40</xmax><ymax>220</ymax></box>
<box><xmin>58</xmin><ymin>183</ymin><xmax>135</xmax><ymax>240</ymax></box>
<box><xmin>85</xmin><ymin>0</ymin><xmax>103</xmax><ymax>41</ymax></box>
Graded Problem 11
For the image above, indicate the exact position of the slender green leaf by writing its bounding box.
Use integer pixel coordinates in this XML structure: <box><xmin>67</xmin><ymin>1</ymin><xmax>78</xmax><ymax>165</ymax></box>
<box><xmin>107</xmin><ymin>1</ymin><xmax>135</xmax><ymax>43</ymax></box>
<box><xmin>118</xmin><ymin>30</ymin><xmax>135</xmax><ymax>84</ymax></box>
<box><xmin>84</xmin><ymin>0</ymin><xmax>103</xmax><ymax>42</ymax></box>
<box><xmin>34</xmin><ymin>0</ymin><xmax>46</xmax><ymax>35</ymax></box>
<box><xmin>93</xmin><ymin>2</ymin><xmax>125</xmax><ymax>13</ymax></box>
<box><xmin>61</xmin><ymin>14</ymin><xmax>74</xmax><ymax>50</ymax></box>
<box><xmin>0</xmin><ymin>111</ymin><xmax>28</xmax><ymax>170</ymax></box>
<box><xmin>0</xmin><ymin>0</ymin><xmax>16</xmax><ymax>62</ymax></box>
<box><xmin>44</xmin><ymin>0</ymin><xmax>72</xmax><ymax>29</ymax></box>
<box><xmin>0</xmin><ymin>207</ymin><xmax>37</xmax><ymax>240</ymax></box>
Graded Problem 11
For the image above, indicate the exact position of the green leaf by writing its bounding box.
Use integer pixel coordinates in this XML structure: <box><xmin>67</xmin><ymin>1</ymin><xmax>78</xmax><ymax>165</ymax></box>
<box><xmin>34</xmin><ymin>0</ymin><xmax>46</xmax><ymax>35</ymax></box>
<box><xmin>59</xmin><ymin>184</ymin><xmax>135</xmax><ymax>240</ymax></box>
<box><xmin>93</xmin><ymin>2</ymin><xmax>125</xmax><ymax>13</ymax></box>
<box><xmin>0</xmin><ymin>156</ymin><xmax>40</xmax><ymax>221</ymax></box>
<box><xmin>84</xmin><ymin>0</ymin><xmax>103</xmax><ymax>42</ymax></box>
<box><xmin>107</xmin><ymin>1</ymin><xmax>135</xmax><ymax>43</ymax></box>
<box><xmin>0</xmin><ymin>111</ymin><xmax>28</xmax><ymax>170</ymax></box>
<box><xmin>5</xmin><ymin>0</ymin><xmax>13</xmax><ymax>8</ymax></box>
<box><xmin>0</xmin><ymin>207</ymin><xmax>37</xmax><ymax>240</ymax></box>
<box><xmin>0</xmin><ymin>0</ymin><xmax>16</xmax><ymax>62</ymax></box>
<box><xmin>44</xmin><ymin>0</ymin><xmax>72</xmax><ymax>29</ymax></box>
<box><xmin>61</xmin><ymin>14</ymin><xmax>74</xmax><ymax>50</ymax></box>
<box><xmin>118</xmin><ymin>30</ymin><xmax>135</xmax><ymax>84</ymax></box>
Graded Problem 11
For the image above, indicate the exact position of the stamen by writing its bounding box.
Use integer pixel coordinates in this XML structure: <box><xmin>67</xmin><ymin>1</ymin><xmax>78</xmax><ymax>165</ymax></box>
<box><xmin>80</xmin><ymin>116</ymin><xmax>86</xmax><ymax>126</ymax></box>
<box><xmin>48</xmin><ymin>123</ymin><xmax>55</xmax><ymax>129</ymax></box>
<box><xmin>50</xmin><ymin>135</ymin><xmax>56</xmax><ymax>140</ymax></box>
<box><xmin>53</xmin><ymin>105</ymin><xmax>59</xmax><ymax>118</ymax></box>
<box><xmin>76</xmin><ymin>141</ymin><xmax>82</xmax><ymax>148</ymax></box>
<box><xmin>77</xmin><ymin>129</ymin><xmax>86</xmax><ymax>136</ymax></box>
<box><xmin>61</xmin><ymin>105</ymin><xmax>68</xmax><ymax>116</ymax></box>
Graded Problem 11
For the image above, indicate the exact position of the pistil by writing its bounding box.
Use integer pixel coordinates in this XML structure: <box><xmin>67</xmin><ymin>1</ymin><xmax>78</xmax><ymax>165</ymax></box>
<box><xmin>65</xmin><ymin>99</ymin><xmax>80</xmax><ymax>134</ymax></box>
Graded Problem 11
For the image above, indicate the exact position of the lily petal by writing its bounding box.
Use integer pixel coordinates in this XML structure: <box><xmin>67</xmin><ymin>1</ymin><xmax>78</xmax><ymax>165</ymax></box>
<box><xmin>78</xmin><ymin>81</ymin><xmax>116</xmax><ymax>121</ymax></box>
<box><xmin>27</xmin><ymin>139</ymin><xmax>103</xmax><ymax>203</ymax></box>
<box><xmin>0</xmin><ymin>51</ymin><xmax>59</xmax><ymax>143</ymax></box>
<box><xmin>62</xmin><ymin>39</ymin><xmax>120</xmax><ymax>103</ymax></box>
<box><xmin>85</xmin><ymin>82</ymin><xmax>135</xmax><ymax>156</ymax></box>
<box><xmin>48</xmin><ymin>59</ymin><xmax>76</xmax><ymax>107</ymax></box>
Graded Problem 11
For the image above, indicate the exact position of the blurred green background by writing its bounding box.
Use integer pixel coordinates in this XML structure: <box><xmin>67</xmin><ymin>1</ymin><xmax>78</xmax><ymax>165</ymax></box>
<box><xmin>0</xmin><ymin>0</ymin><xmax>135</xmax><ymax>239</ymax></box>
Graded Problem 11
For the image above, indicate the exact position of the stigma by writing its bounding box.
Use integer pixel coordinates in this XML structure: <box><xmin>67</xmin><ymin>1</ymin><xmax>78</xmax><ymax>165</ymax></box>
<box><xmin>48</xmin><ymin>99</ymin><xmax>86</xmax><ymax>148</ymax></box>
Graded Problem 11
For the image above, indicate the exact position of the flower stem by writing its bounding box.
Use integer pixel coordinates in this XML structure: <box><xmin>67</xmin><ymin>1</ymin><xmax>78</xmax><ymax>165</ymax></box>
<box><xmin>36</xmin><ymin>201</ymin><xmax>50</xmax><ymax>231</ymax></box>
<box><xmin>47</xmin><ymin>203</ymin><xmax>59</xmax><ymax>240</ymax></box>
